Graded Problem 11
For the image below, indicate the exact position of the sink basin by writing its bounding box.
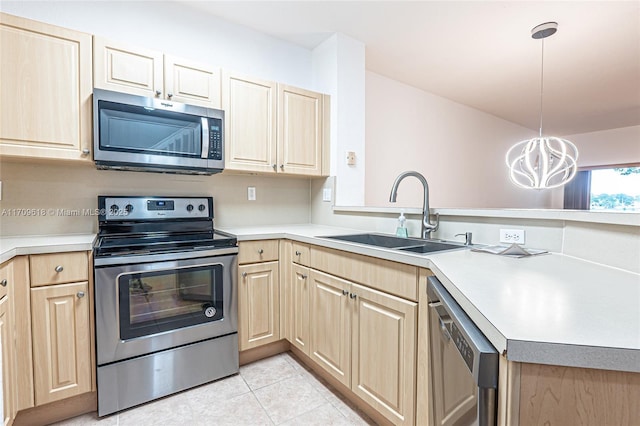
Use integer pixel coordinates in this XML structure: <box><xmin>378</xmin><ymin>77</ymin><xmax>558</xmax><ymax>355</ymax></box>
<box><xmin>321</xmin><ymin>233</ymin><xmax>467</xmax><ymax>254</ymax></box>
<box><xmin>322</xmin><ymin>233</ymin><xmax>426</xmax><ymax>248</ymax></box>
<box><xmin>398</xmin><ymin>241</ymin><xmax>463</xmax><ymax>253</ymax></box>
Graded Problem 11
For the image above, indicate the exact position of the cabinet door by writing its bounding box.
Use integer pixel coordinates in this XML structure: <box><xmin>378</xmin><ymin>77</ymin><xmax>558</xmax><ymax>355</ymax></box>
<box><xmin>164</xmin><ymin>55</ymin><xmax>221</xmax><ymax>108</ymax></box>
<box><xmin>429</xmin><ymin>306</ymin><xmax>477</xmax><ymax>426</ymax></box>
<box><xmin>31</xmin><ymin>282</ymin><xmax>91</xmax><ymax>405</ymax></box>
<box><xmin>222</xmin><ymin>73</ymin><xmax>277</xmax><ymax>173</ymax></box>
<box><xmin>277</xmin><ymin>84</ymin><xmax>323</xmax><ymax>176</ymax></box>
<box><xmin>93</xmin><ymin>36</ymin><xmax>163</xmax><ymax>98</ymax></box>
<box><xmin>351</xmin><ymin>283</ymin><xmax>417</xmax><ymax>426</ymax></box>
<box><xmin>290</xmin><ymin>264</ymin><xmax>310</xmax><ymax>355</ymax></box>
<box><xmin>0</xmin><ymin>13</ymin><xmax>92</xmax><ymax>162</ymax></box>
<box><xmin>0</xmin><ymin>295</ymin><xmax>15</xmax><ymax>426</ymax></box>
<box><xmin>238</xmin><ymin>262</ymin><xmax>280</xmax><ymax>351</ymax></box>
<box><xmin>309</xmin><ymin>270</ymin><xmax>351</xmax><ymax>387</ymax></box>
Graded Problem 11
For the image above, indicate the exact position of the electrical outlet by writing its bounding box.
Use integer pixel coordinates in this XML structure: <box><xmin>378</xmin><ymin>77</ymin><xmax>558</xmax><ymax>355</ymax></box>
<box><xmin>247</xmin><ymin>187</ymin><xmax>256</xmax><ymax>201</ymax></box>
<box><xmin>346</xmin><ymin>151</ymin><xmax>356</xmax><ymax>165</ymax></box>
<box><xmin>500</xmin><ymin>229</ymin><xmax>525</xmax><ymax>244</ymax></box>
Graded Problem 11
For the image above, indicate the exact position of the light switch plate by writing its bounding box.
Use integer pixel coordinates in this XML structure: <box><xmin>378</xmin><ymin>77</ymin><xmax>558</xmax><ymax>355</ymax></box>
<box><xmin>322</xmin><ymin>188</ymin><xmax>332</xmax><ymax>202</ymax></box>
<box><xmin>247</xmin><ymin>187</ymin><xmax>256</xmax><ymax>201</ymax></box>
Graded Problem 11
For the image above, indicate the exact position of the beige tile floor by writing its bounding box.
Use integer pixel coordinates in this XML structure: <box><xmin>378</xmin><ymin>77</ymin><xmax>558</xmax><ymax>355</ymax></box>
<box><xmin>54</xmin><ymin>352</ymin><xmax>375</xmax><ymax>426</ymax></box>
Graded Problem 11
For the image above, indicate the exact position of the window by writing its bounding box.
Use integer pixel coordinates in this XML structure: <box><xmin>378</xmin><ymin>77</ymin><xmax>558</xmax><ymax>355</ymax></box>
<box><xmin>590</xmin><ymin>167</ymin><xmax>640</xmax><ymax>211</ymax></box>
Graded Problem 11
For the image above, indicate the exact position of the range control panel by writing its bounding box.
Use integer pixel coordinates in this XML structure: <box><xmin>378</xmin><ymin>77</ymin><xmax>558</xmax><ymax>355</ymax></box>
<box><xmin>99</xmin><ymin>196</ymin><xmax>212</xmax><ymax>221</ymax></box>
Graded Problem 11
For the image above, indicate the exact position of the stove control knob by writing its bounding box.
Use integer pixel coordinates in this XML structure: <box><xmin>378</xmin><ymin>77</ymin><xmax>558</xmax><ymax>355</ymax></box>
<box><xmin>110</xmin><ymin>204</ymin><xmax>119</xmax><ymax>214</ymax></box>
<box><xmin>186</xmin><ymin>204</ymin><xmax>194</xmax><ymax>212</ymax></box>
<box><xmin>125</xmin><ymin>204</ymin><xmax>134</xmax><ymax>214</ymax></box>
<box><xmin>198</xmin><ymin>204</ymin><xmax>206</xmax><ymax>212</ymax></box>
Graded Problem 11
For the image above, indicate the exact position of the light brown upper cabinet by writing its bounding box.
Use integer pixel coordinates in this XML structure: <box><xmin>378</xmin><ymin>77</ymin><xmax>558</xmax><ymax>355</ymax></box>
<box><xmin>222</xmin><ymin>72</ymin><xmax>329</xmax><ymax>176</ymax></box>
<box><xmin>0</xmin><ymin>13</ymin><xmax>92</xmax><ymax>162</ymax></box>
<box><xmin>93</xmin><ymin>37</ymin><xmax>221</xmax><ymax>108</ymax></box>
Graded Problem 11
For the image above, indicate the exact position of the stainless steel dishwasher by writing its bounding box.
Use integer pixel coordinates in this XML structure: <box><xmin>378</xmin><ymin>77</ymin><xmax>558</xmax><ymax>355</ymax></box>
<box><xmin>427</xmin><ymin>276</ymin><xmax>499</xmax><ymax>426</ymax></box>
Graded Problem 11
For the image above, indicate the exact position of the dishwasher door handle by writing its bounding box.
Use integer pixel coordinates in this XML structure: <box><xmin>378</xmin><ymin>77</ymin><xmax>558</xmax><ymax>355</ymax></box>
<box><xmin>438</xmin><ymin>317</ymin><xmax>452</xmax><ymax>341</ymax></box>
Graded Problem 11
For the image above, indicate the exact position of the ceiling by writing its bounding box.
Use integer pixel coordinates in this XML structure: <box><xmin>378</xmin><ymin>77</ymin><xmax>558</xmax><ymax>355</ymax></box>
<box><xmin>183</xmin><ymin>1</ymin><xmax>640</xmax><ymax>136</ymax></box>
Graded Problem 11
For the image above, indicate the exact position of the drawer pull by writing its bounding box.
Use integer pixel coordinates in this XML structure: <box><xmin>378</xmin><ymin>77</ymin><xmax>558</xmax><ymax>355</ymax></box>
<box><xmin>301</xmin><ymin>274</ymin><xmax>308</xmax><ymax>279</ymax></box>
<box><xmin>258</xmin><ymin>249</ymin><xmax>264</xmax><ymax>254</ymax></box>
<box><xmin>242</xmin><ymin>272</ymin><xmax>248</xmax><ymax>278</ymax></box>
<box><xmin>55</xmin><ymin>265</ymin><xmax>64</xmax><ymax>273</ymax></box>
<box><xmin>295</xmin><ymin>251</ymin><xmax>302</xmax><ymax>256</ymax></box>
<box><xmin>342</xmin><ymin>289</ymin><xmax>348</xmax><ymax>296</ymax></box>
<box><xmin>0</xmin><ymin>279</ymin><xmax>7</xmax><ymax>287</ymax></box>
<box><xmin>349</xmin><ymin>293</ymin><xmax>357</xmax><ymax>299</ymax></box>
<box><xmin>77</xmin><ymin>291</ymin><xmax>85</xmax><ymax>298</ymax></box>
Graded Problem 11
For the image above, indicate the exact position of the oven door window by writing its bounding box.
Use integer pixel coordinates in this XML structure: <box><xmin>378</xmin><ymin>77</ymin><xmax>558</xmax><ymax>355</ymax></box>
<box><xmin>118</xmin><ymin>264</ymin><xmax>223</xmax><ymax>340</ymax></box>
<box><xmin>98</xmin><ymin>100</ymin><xmax>203</xmax><ymax>158</ymax></box>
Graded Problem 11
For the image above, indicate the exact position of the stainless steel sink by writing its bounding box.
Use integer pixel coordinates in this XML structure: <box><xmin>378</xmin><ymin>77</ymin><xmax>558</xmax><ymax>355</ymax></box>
<box><xmin>323</xmin><ymin>233</ymin><xmax>427</xmax><ymax>248</ymax></box>
<box><xmin>321</xmin><ymin>233</ymin><xmax>467</xmax><ymax>254</ymax></box>
<box><xmin>398</xmin><ymin>241</ymin><xmax>463</xmax><ymax>253</ymax></box>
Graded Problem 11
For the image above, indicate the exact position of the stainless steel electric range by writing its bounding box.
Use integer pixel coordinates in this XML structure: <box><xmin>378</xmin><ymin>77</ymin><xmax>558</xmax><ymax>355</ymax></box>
<box><xmin>93</xmin><ymin>196</ymin><xmax>238</xmax><ymax>416</ymax></box>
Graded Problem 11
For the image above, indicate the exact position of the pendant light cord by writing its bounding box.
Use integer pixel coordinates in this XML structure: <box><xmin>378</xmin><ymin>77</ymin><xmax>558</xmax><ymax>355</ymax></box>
<box><xmin>539</xmin><ymin>38</ymin><xmax>545</xmax><ymax>138</ymax></box>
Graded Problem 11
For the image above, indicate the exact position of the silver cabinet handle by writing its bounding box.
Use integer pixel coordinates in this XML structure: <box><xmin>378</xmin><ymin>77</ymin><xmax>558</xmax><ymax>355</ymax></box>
<box><xmin>77</xmin><ymin>291</ymin><xmax>85</xmax><ymax>298</ymax></box>
<box><xmin>295</xmin><ymin>251</ymin><xmax>301</xmax><ymax>256</ymax></box>
<box><xmin>167</xmin><ymin>93</ymin><xmax>173</xmax><ymax>99</ymax></box>
<box><xmin>242</xmin><ymin>272</ymin><xmax>248</xmax><ymax>278</ymax></box>
<box><xmin>258</xmin><ymin>249</ymin><xmax>264</xmax><ymax>254</ymax></box>
<box><xmin>349</xmin><ymin>293</ymin><xmax>357</xmax><ymax>299</ymax></box>
<box><xmin>55</xmin><ymin>265</ymin><xmax>64</xmax><ymax>273</ymax></box>
<box><xmin>272</xmin><ymin>164</ymin><xmax>277</xmax><ymax>171</ymax></box>
<box><xmin>342</xmin><ymin>289</ymin><xmax>348</xmax><ymax>296</ymax></box>
<box><xmin>280</xmin><ymin>165</ymin><xmax>284</xmax><ymax>170</ymax></box>
<box><xmin>81</xmin><ymin>148</ymin><xmax>90</xmax><ymax>156</ymax></box>
<box><xmin>301</xmin><ymin>274</ymin><xmax>308</xmax><ymax>279</ymax></box>
<box><xmin>0</xmin><ymin>279</ymin><xmax>7</xmax><ymax>287</ymax></box>
<box><xmin>155</xmin><ymin>90</ymin><xmax>162</xmax><ymax>97</ymax></box>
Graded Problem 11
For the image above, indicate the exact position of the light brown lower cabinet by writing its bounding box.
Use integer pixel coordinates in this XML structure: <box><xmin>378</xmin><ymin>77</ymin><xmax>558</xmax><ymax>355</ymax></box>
<box><xmin>238</xmin><ymin>261</ymin><xmax>280</xmax><ymax>351</ymax></box>
<box><xmin>308</xmin><ymin>269</ymin><xmax>417</xmax><ymax>426</ymax></box>
<box><xmin>1</xmin><ymin>293</ymin><xmax>16</xmax><ymax>426</ymax></box>
<box><xmin>289</xmin><ymin>263</ymin><xmax>310</xmax><ymax>355</ymax></box>
<box><xmin>31</xmin><ymin>281</ymin><xmax>91</xmax><ymax>405</ymax></box>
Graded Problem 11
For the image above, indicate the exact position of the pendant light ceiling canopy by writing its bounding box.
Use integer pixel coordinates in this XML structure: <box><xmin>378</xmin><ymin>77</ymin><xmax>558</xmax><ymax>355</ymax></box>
<box><xmin>506</xmin><ymin>22</ymin><xmax>579</xmax><ymax>190</ymax></box>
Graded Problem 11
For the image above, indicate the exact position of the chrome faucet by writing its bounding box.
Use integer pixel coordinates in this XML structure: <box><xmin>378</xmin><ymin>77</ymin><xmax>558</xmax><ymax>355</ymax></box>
<box><xmin>389</xmin><ymin>171</ymin><xmax>439</xmax><ymax>239</ymax></box>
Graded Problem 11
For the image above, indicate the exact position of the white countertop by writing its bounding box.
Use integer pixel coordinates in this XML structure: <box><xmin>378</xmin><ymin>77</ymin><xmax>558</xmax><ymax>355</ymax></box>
<box><xmin>224</xmin><ymin>224</ymin><xmax>640</xmax><ymax>373</ymax></box>
<box><xmin>0</xmin><ymin>234</ymin><xmax>96</xmax><ymax>264</ymax></box>
<box><xmin>3</xmin><ymin>226</ymin><xmax>638</xmax><ymax>373</ymax></box>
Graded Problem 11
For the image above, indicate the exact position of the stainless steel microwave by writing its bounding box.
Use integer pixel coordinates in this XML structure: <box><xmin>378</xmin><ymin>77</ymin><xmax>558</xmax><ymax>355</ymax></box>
<box><xmin>93</xmin><ymin>89</ymin><xmax>224</xmax><ymax>175</ymax></box>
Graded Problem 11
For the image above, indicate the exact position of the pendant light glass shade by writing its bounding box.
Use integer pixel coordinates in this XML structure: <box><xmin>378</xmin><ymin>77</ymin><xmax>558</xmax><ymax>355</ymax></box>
<box><xmin>506</xmin><ymin>22</ymin><xmax>579</xmax><ymax>190</ymax></box>
<box><xmin>506</xmin><ymin>136</ymin><xmax>578</xmax><ymax>189</ymax></box>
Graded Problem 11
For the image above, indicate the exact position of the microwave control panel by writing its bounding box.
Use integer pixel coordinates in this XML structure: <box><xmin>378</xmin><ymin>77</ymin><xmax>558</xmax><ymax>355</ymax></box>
<box><xmin>209</xmin><ymin>118</ymin><xmax>223</xmax><ymax>160</ymax></box>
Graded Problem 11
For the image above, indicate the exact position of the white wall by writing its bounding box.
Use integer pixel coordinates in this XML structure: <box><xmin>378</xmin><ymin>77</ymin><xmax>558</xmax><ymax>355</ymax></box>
<box><xmin>563</xmin><ymin>125</ymin><xmax>640</xmax><ymax>168</ymax></box>
<box><xmin>312</xmin><ymin>34</ymin><xmax>366</xmax><ymax>206</ymax></box>
<box><xmin>364</xmin><ymin>72</ymin><xmax>556</xmax><ymax>209</ymax></box>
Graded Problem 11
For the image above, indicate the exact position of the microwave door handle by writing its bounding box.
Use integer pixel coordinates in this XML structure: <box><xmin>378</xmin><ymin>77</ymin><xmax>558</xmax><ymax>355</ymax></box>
<box><xmin>201</xmin><ymin>117</ymin><xmax>209</xmax><ymax>159</ymax></box>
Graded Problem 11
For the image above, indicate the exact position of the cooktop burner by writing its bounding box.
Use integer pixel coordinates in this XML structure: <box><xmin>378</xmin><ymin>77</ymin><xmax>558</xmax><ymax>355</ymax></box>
<box><xmin>94</xmin><ymin>196</ymin><xmax>236</xmax><ymax>258</ymax></box>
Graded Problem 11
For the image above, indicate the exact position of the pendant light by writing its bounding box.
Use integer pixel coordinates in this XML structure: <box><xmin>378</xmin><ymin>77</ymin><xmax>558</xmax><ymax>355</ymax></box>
<box><xmin>506</xmin><ymin>22</ymin><xmax>578</xmax><ymax>190</ymax></box>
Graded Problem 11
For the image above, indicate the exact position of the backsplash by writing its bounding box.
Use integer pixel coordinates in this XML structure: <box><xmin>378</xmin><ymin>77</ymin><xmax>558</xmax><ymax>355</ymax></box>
<box><xmin>0</xmin><ymin>161</ymin><xmax>311</xmax><ymax>236</ymax></box>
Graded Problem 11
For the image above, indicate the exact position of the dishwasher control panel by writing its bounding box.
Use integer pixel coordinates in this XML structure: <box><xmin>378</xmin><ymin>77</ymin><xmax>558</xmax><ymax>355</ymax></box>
<box><xmin>451</xmin><ymin>322</ymin><xmax>474</xmax><ymax>372</ymax></box>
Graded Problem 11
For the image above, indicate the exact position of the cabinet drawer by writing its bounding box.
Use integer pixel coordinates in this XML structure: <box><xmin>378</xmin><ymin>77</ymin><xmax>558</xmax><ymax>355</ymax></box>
<box><xmin>30</xmin><ymin>252</ymin><xmax>88</xmax><ymax>287</ymax></box>
<box><xmin>310</xmin><ymin>246</ymin><xmax>418</xmax><ymax>301</ymax></box>
<box><xmin>238</xmin><ymin>240</ymin><xmax>279</xmax><ymax>264</ymax></box>
<box><xmin>0</xmin><ymin>260</ymin><xmax>10</xmax><ymax>299</ymax></box>
<box><xmin>291</xmin><ymin>242</ymin><xmax>310</xmax><ymax>266</ymax></box>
